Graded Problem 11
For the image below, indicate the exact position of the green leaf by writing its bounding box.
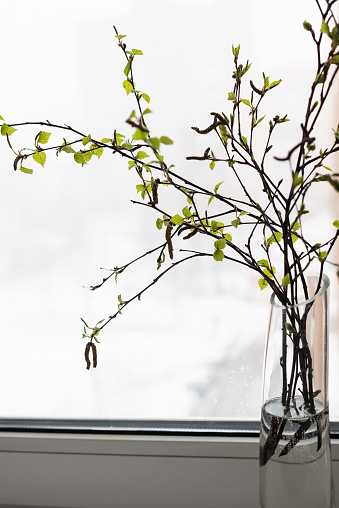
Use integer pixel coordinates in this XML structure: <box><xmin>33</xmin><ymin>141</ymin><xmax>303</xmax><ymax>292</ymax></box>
<box><xmin>210</xmin><ymin>221</ymin><xmax>224</xmax><ymax>233</ymax></box>
<box><xmin>285</xmin><ymin>322</ymin><xmax>297</xmax><ymax>334</ymax></box>
<box><xmin>291</xmin><ymin>233</ymin><xmax>299</xmax><ymax>243</ymax></box>
<box><xmin>74</xmin><ymin>151</ymin><xmax>92</xmax><ymax>165</ymax></box>
<box><xmin>333</xmin><ymin>220</ymin><xmax>339</xmax><ymax>229</ymax></box>
<box><xmin>214</xmin><ymin>239</ymin><xmax>226</xmax><ymax>250</ymax></box>
<box><xmin>38</xmin><ymin>131</ymin><xmax>51</xmax><ymax>144</ymax></box>
<box><xmin>321</xmin><ymin>20</ymin><xmax>330</xmax><ymax>35</ymax></box>
<box><xmin>143</xmin><ymin>108</ymin><xmax>152</xmax><ymax>115</ymax></box>
<box><xmin>19</xmin><ymin>166</ymin><xmax>33</xmax><ymax>175</ymax></box>
<box><xmin>148</xmin><ymin>137</ymin><xmax>160</xmax><ymax>150</ymax></box>
<box><xmin>291</xmin><ymin>220</ymin><xmax>300</xmax><ymax>231</ymax></box>
<box><xmin>310</xmin><ymin>101</ymin><xmax>319</xmax><ymax>114</ymax></box>
<box><xmin>171</xmin><ymin>214</ymin><xmax>184</xmax><ymax>226</ymax></box>
<box><xmin>141</xmin><ymin>93</ymin><xmax>150</xmax><ymax>103</ymax></box>
<box><xmin>224</xmin><ymin>233</ymin><xmax>232</xmax><ymax>242</ymax></box>
<box><xmin>124</xmin><ymin>59</ymin><xmax>131</xmax><ymax>77</ymax></box>
<box><xmin>315</xmin><ymin>73</ymin><xmax>326</xmax><ymax>84</ymax></box>
<box><xmin>240</xmin><ymin>136</ymin><xmax>248</xmax><ymax>147</ymax></box>
<box><xmin>209</xmin><ymin>160</ymin><xmax>215</xmax><ymax>170</ymax></box>
<box><xmin>214</xmin><ymin>181</ymin><xmax>223</xmax><ymax>193</ymax></box>
<box><xmin>1</xmin><ymin>123</ymin><xmax>17</xmax><ymax>136</ymax></box>
<box><xmin>182</xmin><ymin>206</ymin><xmax>191</xmax><ymax>218</ymax></box>
<box><xmin>293</xmin><ymin>173</ymin><xmax>303</xmax><ymax>187</ymax></box>
<box><xmin>90</xmin><ymin>144</ymin><xmax>104</xmax><ymax>158</ymax></box>
<box><xmin>115</xmin><ymin>34</ymin><xmax>126</xmax><ymax>40</ymax></box>
<box><xmin>231</xmin><ymin>218</ymin><xmax>241</xmax><ymax>229</ymax></box>
<box><xmin>213</xmin><ymin>249</ymin><xmax>224</xmax><ymax>262</ymax></box>
<box><xmin>136</xmin><ymin>151</ymin><xmax>149</xmax><ymax>160</ymax></box>
<box><xmin>263</xmin><ymin>266</ymin><xmax>276</xmax><ymax>279</ymax></box>
<box><xmin>82</xmin><ymin>134</ymin><xmax>91</xmax><ymax>146</ymax></box>
<box><xmin>267</xmin><ymin>232</ymin><xmax>283</xmax><ymax>244</ymax></box>
<box><xmin>0</xmin><ymin>114</ymin><xmax>4</xmax><ymax>121</ymax></box>
<box><xmin>318</xmin><ymin>251</ymin><xmax>328</xmax><ymax>260</ymax></box>
<box><xmin>156</xmin><ymin>218</ymin><xmax>163</xmax><ymax>230</ymax></box>
<box><xmin>61</xmin><ymin>142</ymin><xmax>75</xmax><ymax>154</ymax></box>
<box><xmin>232</xmin><ymin>44</ymin><xmax>240</xmax><ymax>58</ymax></box>
<box><xmin>267</xmin><ymin>79</ymin><xmax>282</xmax><ymax>90</ymax></box>
<box><xmin>160</xmin><ymin>136</ymin><xmax>173</xmax><ymax>145</ymax></box>
<box><xmin>255</xmin><ymin>116</ymin><xmax>265</xmax><ymax>126</ymax></box>
<box><xmin>331</xmin><ymin>25</ymin><xmax>339</xmax><ymax>45</ymax></box>
<box><xmin>303</xmin><ymin>21</ymin><xmax>313</xmax><ymax>32</ymax></box>
<box><xmin>258</xmin><ymin>278</ymin><xmax>269</xmax><ymax>291</ymax></box>
<box><xmin>316</xmin><ymin>174</ymin><xmax>339</xmax><ymax>192</ymax></box>
<box><xmin>123</xmin><ymin>80</ymin><xmax>134</xmax><ymax>95</ymax></box>
<box><xmin>241</xmin><ymin>98</ymin><xmax>251</xmax><ymax>107</ymax></box>
<box><xmin>121</xmin><ymin>142</ymin><xmax>134</xmax><ymax>150</ymax></box>
<box><xmin>132</xmin><ymin>48</ymin><xmax>143</xmax><ymax>55</ymax></box>
<box><xmin>239</xmin><ymin>211</ymin><xmax>249</xmax><ymax>217</ymax></box>
<box><xmin>227</xmin><ymin>92</ymin><xmax>235</xmax><ymax>101</ymax></box>
<box><xmin>282</xmin><ymin>274</ymin><xmax>290</xmax><ymax>287</ymax></box>
<box><xmin>219</xmin><ymin>125</ymin><xmax>228</xmax><ymax>138</ymax></box>
<box><xmin>208</xmin><ymin>196</ymin><xmax>214</xmax><ymax>206</ymax></box>
<box><xmin>330</xmin><ymin>53</ymin><xmax>339</xmax><ymax>65</ymax></box>
<box><xmin>132</xmin><ymin>129</ymin><xmax>148</xmax><ymax>141</ymax></box>
<box><xmin>257</xmin><ymin>259</ymin><xmax>269</xmax><ymax>268</ymax></box>
<box><xmin>114</xmin><ymin>133</ymin><xmax>125</xmax><ymax>146</ymax></box>
<box><xmin>32</xmin><ymin>151</ymin><xmax>46</xmax><ymax>167</ymax></box>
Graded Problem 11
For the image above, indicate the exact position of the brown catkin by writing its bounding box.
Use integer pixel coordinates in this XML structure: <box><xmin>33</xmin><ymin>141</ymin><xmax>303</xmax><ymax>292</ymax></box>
<box><xmin>183</xmin><ymin>228</ymin><xmax>198</xmax><ymax>240</ymax></box>
<box><xmin>165</xmin><ymin>222</ymin><xmax>174</xmax><ymax>259</ymax></box>
<box><xmin>91</xmin><ymin>343</ymin><xmax>98</xmax><ymax>368</ymax></box>
<box><xmin>85</xmin><ymin>342</ymin><xmax>91</xmax><ymax>370</ymax></box>
<box><xmin>191</xmin><ymin>123</ymin><xmax>215</xmax><ymax>134</ymax></box>
<box><xmin>152</xmin><ymin>178</ymin><xmax>160</xmax><ymax>205</ymax></box>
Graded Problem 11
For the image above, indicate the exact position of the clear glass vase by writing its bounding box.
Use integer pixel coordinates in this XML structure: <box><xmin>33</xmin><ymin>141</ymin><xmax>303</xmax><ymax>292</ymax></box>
<box><xmin>259</xmin><ymin>274</ymin><xmax>335</xmax><ymax>508</ymax></box>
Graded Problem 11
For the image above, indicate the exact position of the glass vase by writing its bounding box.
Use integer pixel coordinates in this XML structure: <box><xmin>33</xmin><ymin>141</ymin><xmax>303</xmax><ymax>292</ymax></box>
<box><xmin>259</xmin><ymin>274</ymin><xmax>335</xmax><ymax>507</ymax></box>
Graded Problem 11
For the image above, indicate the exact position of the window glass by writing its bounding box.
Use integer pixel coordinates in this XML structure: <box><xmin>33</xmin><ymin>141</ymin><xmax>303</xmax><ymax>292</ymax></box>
<box><xmin>1</xmin><ymin>0</ymin><xmax>338</xmax><ymax>422</ymax></box>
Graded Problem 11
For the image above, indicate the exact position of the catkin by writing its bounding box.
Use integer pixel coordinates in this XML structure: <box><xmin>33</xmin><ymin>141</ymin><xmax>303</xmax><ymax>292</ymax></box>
<box><xmin>191</xmin><ymin>124</ymin><xmax>215</xmax><ymax>134</ymax></box>
<box><xmin>166</xmin><ymin>222</ymin><xmax>174</xmax><ymax>259</ymax></box>
<box><xmin>183</xmin><ymin>229</ymin><xmax>198</xmax><ymax>240</ymax></box>
<box><xmin>91</xmin><ymin>343</ymin><xmax>98</xmax><ymax>368</ymax></box>
<box><xmin>85</xmin><ymin>342</ymin><xmax>98</xmax><ymax>370</ymax></box>
<box><xmin>85</xmin><ymin>342</ymin><xmax>91</xmax><ymax>370</ymax></box>
<box><xmin>152</xmin><ymin>178</ymin><xmax>160</xmax><ymax>205</ymax></box>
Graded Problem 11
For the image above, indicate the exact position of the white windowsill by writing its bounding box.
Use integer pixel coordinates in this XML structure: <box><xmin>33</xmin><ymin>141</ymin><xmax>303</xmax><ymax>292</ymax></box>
<box><xmin>0</xmin><ymin>432</ymin><xmax>338</xmax><ymax>508</ymax></box>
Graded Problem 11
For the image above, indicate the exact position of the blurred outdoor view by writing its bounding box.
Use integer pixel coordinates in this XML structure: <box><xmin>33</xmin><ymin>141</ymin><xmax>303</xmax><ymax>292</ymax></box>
<box><xmin>1</xmin><ymin>0</ymin><xmax>338</xmax><ymax>422</ymax></box>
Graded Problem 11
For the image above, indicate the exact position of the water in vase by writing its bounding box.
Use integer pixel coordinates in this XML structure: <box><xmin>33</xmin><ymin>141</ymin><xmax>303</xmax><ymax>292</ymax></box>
<box><xmin>259</xmin><ymin>396</ymin><xmax>334</xmax><ymax>508</ymax></box>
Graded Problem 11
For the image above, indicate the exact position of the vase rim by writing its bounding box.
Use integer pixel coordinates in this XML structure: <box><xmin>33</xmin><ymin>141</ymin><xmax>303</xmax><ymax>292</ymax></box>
<box><xmin>270</xmin><ymin>273</ymin><xmax>330</xmax><ymax>309</ymax></box>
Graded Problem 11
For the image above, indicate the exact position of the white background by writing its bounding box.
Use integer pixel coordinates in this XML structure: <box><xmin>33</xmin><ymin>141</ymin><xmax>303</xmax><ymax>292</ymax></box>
<box><xmin>0</xmin><ymin>0</ymin><xmax>338</xmax><ymax>421</ymax></box>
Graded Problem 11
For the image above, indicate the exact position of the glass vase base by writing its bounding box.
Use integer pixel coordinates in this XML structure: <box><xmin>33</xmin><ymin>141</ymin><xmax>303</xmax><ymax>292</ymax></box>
<box><xmin>259</xmin><ymin>397</ymin><xmax>335</xmax><ymax>508</ymax></box>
